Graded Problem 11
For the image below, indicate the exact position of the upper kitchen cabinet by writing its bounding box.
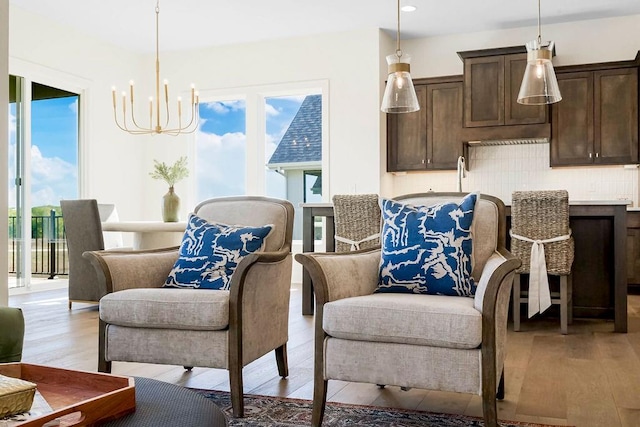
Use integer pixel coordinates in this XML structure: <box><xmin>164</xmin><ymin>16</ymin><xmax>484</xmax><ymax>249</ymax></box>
<box><xmin>458</xmin><ymin>46</ymin><xmax>547</xmax><ymax>128</ymax></box>
<box><xmin>387</xmin><ymin>76</ymin><xmax>463</xmax><ymax>172</ymax></box>
<box><xmin>551</xmin><ymin>59</ymin><xmax>639</xmax><ymax>166</ymax></box>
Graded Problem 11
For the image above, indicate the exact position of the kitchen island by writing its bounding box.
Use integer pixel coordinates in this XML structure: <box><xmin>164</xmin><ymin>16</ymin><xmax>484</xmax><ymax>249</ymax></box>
<box><xmin>300</xmin><ymin>200</ymin><xmax>628</xmax><ymax>332</ymax></box>
<box><xmin>506</xmin><ymin>201</ymin><xmax>628</xmax><ymax>333</ymax></box>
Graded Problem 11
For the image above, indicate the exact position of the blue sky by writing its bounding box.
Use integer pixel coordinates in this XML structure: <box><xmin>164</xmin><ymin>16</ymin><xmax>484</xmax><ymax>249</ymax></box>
<box><xmin>8</xmin><ymin>96</ymin><xmax>78</xmax><ymax>208</ymax></box>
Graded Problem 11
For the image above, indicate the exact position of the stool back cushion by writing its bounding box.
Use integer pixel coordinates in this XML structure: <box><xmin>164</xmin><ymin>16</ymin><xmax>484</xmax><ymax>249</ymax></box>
<box><xmin>511</xmin><ymin>190</ymin><xmax>573</xmax><ymax>274</ymax></box>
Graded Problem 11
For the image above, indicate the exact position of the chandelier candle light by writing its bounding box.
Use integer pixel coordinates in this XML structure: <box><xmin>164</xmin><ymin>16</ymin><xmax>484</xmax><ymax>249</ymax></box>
<box><xmin>112</xmin><ymin>1</ymin><xmax>199</xmax><ymax>135</ymax></box>
<box><xmin>517</xmin><ymin>0</ymin><xmax>562</xmax><ymax>105</ymax></box>
<box><xmin>381</xmin><ymin>0</ymin><xmax>420</xmax><ymax>113</ymax></box>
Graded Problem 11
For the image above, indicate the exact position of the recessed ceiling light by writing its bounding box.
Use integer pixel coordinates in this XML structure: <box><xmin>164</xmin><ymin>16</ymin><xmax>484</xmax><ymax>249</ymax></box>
<box><xmin>401</xmin><ymin>5</ymin><xmax>417</xmax><ymax>12</ymax></box>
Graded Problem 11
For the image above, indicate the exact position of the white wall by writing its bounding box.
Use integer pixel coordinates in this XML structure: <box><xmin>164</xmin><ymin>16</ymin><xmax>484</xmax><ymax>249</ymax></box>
<box><xmin>391</xmin><ymin>14</ymin><xmax>640</xmax><ymax>204</ymax></box>
<box><xmin>1</xmin><ymin>0</ymin><xmax>9</xmax><ymax>306</ymax></box>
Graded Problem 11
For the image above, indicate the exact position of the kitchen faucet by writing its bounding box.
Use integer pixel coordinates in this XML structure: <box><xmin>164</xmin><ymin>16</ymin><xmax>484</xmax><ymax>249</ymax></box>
<box><xmin>456</xmin><ymin>156</ymin><xmax>466</xmax><ymax>192</ymax></box>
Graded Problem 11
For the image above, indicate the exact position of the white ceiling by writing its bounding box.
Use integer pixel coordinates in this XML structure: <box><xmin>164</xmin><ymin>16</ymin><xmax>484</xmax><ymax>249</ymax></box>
<box><xmin>9</xmin><ymin>0</ymin><xmax>640</xmax><ymax>54</ymax></box>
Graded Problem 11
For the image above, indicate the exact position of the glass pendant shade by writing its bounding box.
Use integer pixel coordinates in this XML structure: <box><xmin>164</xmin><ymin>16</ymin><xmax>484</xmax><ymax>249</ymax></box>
<box><xmin>517</xmin><ymin>40</ymin><xmax>562</xmax><ymax>105</ymax></box>
<box><xmin>381</xmin><ymin>53</ymin><xmax>420</xmax><ymax>113</ymax></box>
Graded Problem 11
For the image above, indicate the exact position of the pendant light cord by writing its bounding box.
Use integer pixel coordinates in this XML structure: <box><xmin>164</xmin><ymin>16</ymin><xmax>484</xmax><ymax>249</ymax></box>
<box><xmin>395</xmin><ymin>0</ymin><xmax>402</xmax><ymax>58</ymax></box>
<box><xmin>537</xmin><ymin>0</ymin><xmax>542</xmax><ymax>44</ymax></box>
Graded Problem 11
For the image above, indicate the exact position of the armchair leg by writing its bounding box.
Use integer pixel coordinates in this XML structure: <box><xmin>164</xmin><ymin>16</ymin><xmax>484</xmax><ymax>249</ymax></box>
<box><xmin>482</xmin><ymin>388</ymin><xmax>499</xmax><ymax>427</ymax></box>
<box><xmin>229</xmin><ymin>363</ymin><xmax>244</xmax><ymax>418</ymax></box>
<box><xmin>312</xmin><ymin>379</ymin><xmax>328</xmax><ymax>427</ymax></box>
<box><xmin>98</xmin><ymin>319</ymin><xmax>111</xmax><ymax>373</ymax></box>
<box><xmin>275</xmin><ymin>344</ymin><xmax>288</xmax><ymax>378</ymax></box>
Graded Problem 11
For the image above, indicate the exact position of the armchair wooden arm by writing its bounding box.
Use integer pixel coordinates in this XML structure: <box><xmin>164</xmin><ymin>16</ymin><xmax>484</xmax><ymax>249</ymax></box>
<box><xmin>295</xmin><ymin>247</ymin><xmax>381</xmax><ymax>306</ymax></box>
<box><xmin>477</xmin><ymin>247</ymin><xmax>521</xmax><ymax>427</ymax></box>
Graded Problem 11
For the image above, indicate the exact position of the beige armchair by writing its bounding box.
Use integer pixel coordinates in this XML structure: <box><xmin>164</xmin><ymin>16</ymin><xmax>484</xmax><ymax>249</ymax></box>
<box><xmin>84</xmin><ymin>196</ymin><xmax>294</xmax><ymax>417</ymax></box>
<box><xmin>295</xmin><ymin>193</ymin><xmax>520</xmax><ymax>427</ymax></box>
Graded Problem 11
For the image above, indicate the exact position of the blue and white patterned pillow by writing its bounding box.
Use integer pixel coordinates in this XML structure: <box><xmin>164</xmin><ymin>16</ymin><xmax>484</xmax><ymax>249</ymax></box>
<box><xmin>377</xmin><ymin>193</ymin><xmax>478</xmax><ymax>296</ymax></box>
<box><xmin>164</xmin><ymin>214</ymin><xmax>273</xmax><ymax>290</ymax></box>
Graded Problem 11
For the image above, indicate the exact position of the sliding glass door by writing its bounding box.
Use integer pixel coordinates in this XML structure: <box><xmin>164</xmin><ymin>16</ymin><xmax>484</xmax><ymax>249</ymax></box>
<box><xmin>8</xmin><ymin>75</ymin><xmax>25</xmax><ymax>288</ymax></box>
<box><xmin>8</xmin><ymin>75</ymin><xmax>79</xmax><ymax>289</ymax></box>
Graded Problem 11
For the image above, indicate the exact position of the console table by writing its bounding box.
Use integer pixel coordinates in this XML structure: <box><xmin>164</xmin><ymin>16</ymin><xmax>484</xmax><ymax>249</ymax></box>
<box><xmin>301</xmin><ymin>201</ymin><xmax>628</xmax><ymax>332</ymax></box>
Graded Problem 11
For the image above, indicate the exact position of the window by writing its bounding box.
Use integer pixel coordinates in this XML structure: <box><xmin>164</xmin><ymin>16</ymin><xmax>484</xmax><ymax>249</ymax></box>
<box><xmin>195</xmin><ymin>82</ymin><xmax>328</xmax><ymax>241</ymax></box>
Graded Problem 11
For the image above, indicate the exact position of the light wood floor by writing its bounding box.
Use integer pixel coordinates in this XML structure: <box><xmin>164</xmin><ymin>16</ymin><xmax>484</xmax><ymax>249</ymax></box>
<box><xmin>9</xmin><ymin>283</ymin><xmax>640</xmax><ymax>427</ymax></box>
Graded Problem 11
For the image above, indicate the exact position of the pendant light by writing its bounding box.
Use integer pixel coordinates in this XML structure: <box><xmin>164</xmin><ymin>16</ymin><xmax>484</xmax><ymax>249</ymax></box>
<box><xmin>381</xmin><ymin>0</ymin><xmax>420</xmax><ymax>113</ymax></box>
<box><xmin>517</xmin><ymin>0</ymin><xmax>562</xmax><ymax>105</ymax></box>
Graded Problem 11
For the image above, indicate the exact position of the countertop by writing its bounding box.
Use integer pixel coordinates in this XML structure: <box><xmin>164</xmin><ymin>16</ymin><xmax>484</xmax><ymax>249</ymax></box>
<box><xmin>302</xmin><ymin>200</ymin><xmax>634</xmax><ymax>208</ymax></box>
<box><xmin>569</xmin><ymin>200</ymin><xmax>632</xmax><ymax>206</ymax></box>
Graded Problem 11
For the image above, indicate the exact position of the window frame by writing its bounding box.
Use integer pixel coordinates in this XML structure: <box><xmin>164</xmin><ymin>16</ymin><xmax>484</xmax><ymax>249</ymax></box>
<box><xmin>189</xmin><ymin>80</ymin><xmax>330</xmax><ymax>206</ymax></box>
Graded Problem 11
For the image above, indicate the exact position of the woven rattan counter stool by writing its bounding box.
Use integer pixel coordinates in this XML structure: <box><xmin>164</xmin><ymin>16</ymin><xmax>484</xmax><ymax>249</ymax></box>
<box><xmin>332</xmin><ymin>194</ymin><xmax>381</xmax><ymax>252</ymax></box>
<box><xmin>510</xmin><ymin>190</ymin><xmax>575</xmax><ymax>334</ymax></box>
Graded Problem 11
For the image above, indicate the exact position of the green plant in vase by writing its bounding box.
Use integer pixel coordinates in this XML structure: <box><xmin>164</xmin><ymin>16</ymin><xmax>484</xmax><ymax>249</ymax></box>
<box><xmin>150</xmin><ymin>156</ymin><xmax>189</xmax><ymax>222</ymax></box>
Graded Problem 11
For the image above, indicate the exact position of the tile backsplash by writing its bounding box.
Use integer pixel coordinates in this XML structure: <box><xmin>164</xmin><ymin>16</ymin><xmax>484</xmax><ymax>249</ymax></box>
<box><xmin>468</xmin><ymin>143</ymin><xmax>638</xmax><ymax>205</ymax></box>
<box><xmin>392</xmin><ymin>143</ymin><xmax>639</xmax><ymax>206</ymax></box>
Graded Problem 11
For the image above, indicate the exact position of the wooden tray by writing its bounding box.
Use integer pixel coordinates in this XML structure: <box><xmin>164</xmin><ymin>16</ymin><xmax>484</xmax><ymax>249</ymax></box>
<box><xmin>0</xmin><ymin>363</ymin><xmax>135</xmax><ymax>426</ymax></box>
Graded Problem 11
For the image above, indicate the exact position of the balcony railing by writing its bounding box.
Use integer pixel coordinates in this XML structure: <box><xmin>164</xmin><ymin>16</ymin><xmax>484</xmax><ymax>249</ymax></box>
<box><xmin>8</xmin><ymin>210</ymin><xmax>69</xmax><ymax>278</ymax></box>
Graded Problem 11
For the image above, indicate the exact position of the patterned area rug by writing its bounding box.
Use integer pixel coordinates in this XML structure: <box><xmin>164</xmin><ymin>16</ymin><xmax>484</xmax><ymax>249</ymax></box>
<box><xmin>194</xmin><ymin>390</ymin><xmax>560</xmax><ymax>427</ymax></box>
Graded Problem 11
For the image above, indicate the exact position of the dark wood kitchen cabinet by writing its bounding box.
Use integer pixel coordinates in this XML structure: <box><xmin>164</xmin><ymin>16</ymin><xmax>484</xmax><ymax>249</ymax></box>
<box><xmin>628</xmin><ymin>211</ymin><xmax>640</xmax><ymax>289</ymax></box>
<box><xmin>458</xmin><ymin>47</ymin><xmax>547</xmax><ymax>128</ymax></box>
<box><xmin>387</xmin><ymin>76</ymin><xmax>463</xmax><ymax>172</ymax></box>
<box><xmin>551</xmin><ymin>66</ymin><xmax>638</xmax><ymax>166</ymax></box>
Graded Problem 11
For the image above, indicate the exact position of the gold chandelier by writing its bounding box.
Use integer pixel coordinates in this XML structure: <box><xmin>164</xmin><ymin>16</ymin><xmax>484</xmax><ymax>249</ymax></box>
<box><xmin>111</xmin><ymin>0</ymin><xmax>199</xmax><ymax>135</ymax></box>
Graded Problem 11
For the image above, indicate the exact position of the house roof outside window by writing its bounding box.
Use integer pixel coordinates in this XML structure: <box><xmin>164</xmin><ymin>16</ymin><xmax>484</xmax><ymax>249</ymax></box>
<box><xmin>267</xmin><ymin>94</ymin><xmax>321</xmax><ymax>169</ymax></box>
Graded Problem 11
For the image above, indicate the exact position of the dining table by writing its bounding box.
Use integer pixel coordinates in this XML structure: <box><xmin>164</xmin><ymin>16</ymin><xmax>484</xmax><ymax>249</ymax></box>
<box><xmin>101</xmin><ymin>221</ymin><xmax>187</xmax><ymax>250</ymax></box>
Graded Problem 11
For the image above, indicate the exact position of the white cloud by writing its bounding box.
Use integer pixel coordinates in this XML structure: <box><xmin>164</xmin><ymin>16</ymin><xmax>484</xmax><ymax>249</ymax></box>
<box><xmin>203</xmin><ymin>99</ymin><xmax>246</xmax><ymax>114</ymax></box>
<box><xmin>7</xmin><ymin>144</ymin><xmax>78</xmax><ymax>207</ymax></box>
<box><xmin>29</xmin><ymin>145</ymin><xmax>77</xmax><ymax>206</ymax></box>
<box><xmin>273</xmin><ymin>95</ymin><xmax>308</xmax><ymax>103</ymax></box>
<box><xmin>265</xmin><ymin>104</ymin><xmax>279</xmax><ymax>117</ymax></box>
<box><xmin>195</xmin><ymin>128</ymin><xmax>247</xmax><ymax>200</ymax></box>
<box><xmin>8</xmin><ymin>111</ymin><xmax>16</xmax><ymax>135</ymax></box>
<box><xmin>68</xmin><ymin>98</ymin><xmax>78</xmax><ymax>113</ymax></box>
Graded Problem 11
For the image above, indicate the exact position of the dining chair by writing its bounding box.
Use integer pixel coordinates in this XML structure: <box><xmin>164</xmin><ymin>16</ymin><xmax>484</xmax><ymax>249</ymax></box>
<box><xmin>61</xmin><ymin>199</ymin><xmax>126</xmax><ymax>309</ymax></box>
<box><xmin>510</xmin><ymin>190</ymin><xmax>574</xmax><ymax>334</ymax></box>
<box><xmin>332</xmin><ymin>194</ymin><xmax>381</xmax><ymax>252</ymax></box>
